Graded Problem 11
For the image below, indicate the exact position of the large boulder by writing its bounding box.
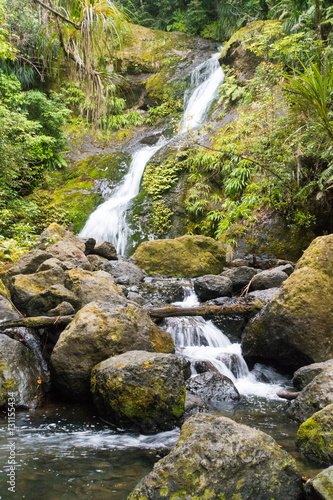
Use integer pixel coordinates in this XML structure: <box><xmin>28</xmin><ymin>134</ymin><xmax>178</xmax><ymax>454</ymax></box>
<box><xmin>6</xmin><ymin>249</ymin><xmax>52</xmax><ymax>276</ymax></box>
<box><xmin>193</xmin><ymin>274</ymin><xmax>233</xmax><ymax>301</ymax></box>
<box><xmin>296</xmin><ymin>404</ymin><xmax>333</xmax><ymax>465</ymax></box>
<box><xmin>64</xmin><ymin>269</ymin><xmax>125</xmax><ymax>307</ymax></box>
<box><xmin>287</xmin><ymin>365</ymin><xmax>333</xmax><ymax>423</ymax></box>
<box><xmin>91</xmin><ymin>350</ymin><xmax>186</xmax><ymax>433</ymax></box>
<box><xmin>0</xmin><ymin>335</ymin><xmax>43</xmax><ymax>408</ymax></box>
<box><xmin>50</xmin><ymin>301</ymin><xmax>174</xmax><ymax>400</ymax></box>
<box><xmin>128</xmin><ymin>413</ymin><xmax>303</xmax><ymax>499</ymax></box>
<box><xmin>242</xmin><ymin>234</ymin><xmax>333</xmax><ymax>371</ymax></box>
<box><xmin>304</xmin><ymin>465</ymin><xmax>333</xmax><ymax>499</ymax></box>
<box><xmin>133</xmin><ymin>235</ymin><xmax>226</xmax><ymax>277</ymax></box>
<box><xmin>186</xmin><ymin>372</ymin><xmax>240</xmax><ymax>408</ymax></box>
<box><xmin>250</xmin><ymin>268</ymin><xmax>288</xmax><ymax>290</ymax></box>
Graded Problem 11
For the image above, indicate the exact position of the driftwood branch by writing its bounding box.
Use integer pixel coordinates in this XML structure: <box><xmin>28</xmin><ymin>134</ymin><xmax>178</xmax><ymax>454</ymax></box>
<box><xmin>147</xmin><ymin>303</ymin><xmax>262</xmax><ymax>319</ymax></box>
<box><xmin>277</xmin><ymin>391</ymin><xmax>300</xmax><ymax>401</ymax></box>
<box><xmin>0</xmin><ymin>316</ymin><xmax>74</xmax><ymax>331</ymax></box>
<box><xmin>33</xmin><ymin>0</ymin><xmax>81</xmax><ymax>30</ymax></box>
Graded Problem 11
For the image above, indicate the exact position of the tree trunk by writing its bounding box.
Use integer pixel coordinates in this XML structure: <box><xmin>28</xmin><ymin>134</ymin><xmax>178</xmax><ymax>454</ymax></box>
<box><xmin>0</xmin><ymin>316</ymin><xmax>74</xmax><ymax>331</ymax></box>
<box><xmin>147</xmin><ymin>303</ymin><xmax>262</xmax><ymax>319</ymax></box>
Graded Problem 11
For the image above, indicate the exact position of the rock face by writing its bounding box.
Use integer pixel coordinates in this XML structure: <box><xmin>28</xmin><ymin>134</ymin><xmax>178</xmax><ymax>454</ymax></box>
<box><xmin>304</xmin><ymin>465</ymin><xmax>333</xmax><ymax>500</ymax></box>
<box><xmin>296</xmin><ymin>404</ymin><xmax>333</xmax><ymax>465</ymax></box>
<box><xmin>91</xmin><ymin>350</ymin><xmax>186</xmax><ymax>433</ymax></box>
<box><xmin>0</xmin><ymin>335</ymin><xmax>43</xmax><ymax>408</ymax></box>
<box><xmin>193</xmin><ymin>274</ymin><xmax>233</xmax><ymax>301</ymax></box>
<box><xmin>287</xmin><ymin>365</ymin><xmax>333</xmax><ymax>423</ymax></box>
<box><xmin>133</xmin><ymin>235</ymin><xmax>226</xmax><ymax>277</ymax></box>
<box><xmin>50</xmin><ymin>301</ymin><xmax>174</xmax><ymax>400</ymax></box>
<box><xmin>186</xmin><ymin>372</ymin><xmax>240</xmax><ymax>408</ymax></box>
<box><xmin>242</xmin><ymin>234</ymin><xmax>333</xmax><ymax>371</ymax></box>
<box><xmin>128</xmin><ymin>413</ymin><xmax>303</xmax><ymax>500</ymax></box>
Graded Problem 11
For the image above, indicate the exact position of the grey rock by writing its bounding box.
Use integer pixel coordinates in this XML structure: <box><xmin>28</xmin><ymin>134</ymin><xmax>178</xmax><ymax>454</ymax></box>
<box><xmin>193</xmin><ymin>274</ymin><xmax>233</xmax><ymax>301</ymax></box>
<box><xmin>37</xmin><ymin>258</ymin><xmax>64</xmax><ymax>272</ymax></box>
<box><xmin>250</xmin><ymin>268</ymin><xmax>288</xmax><ymax>290</ymax></box>
<box><xmin>247</xmin><ymin>287</ymin><xmax>280</xmax><ymax>303</ymax></box>
<box><xmin>91</xmin><ymin>350</ymin><xmax>186</xmax><ymax>433</ymax></box>
<box><xmin>186</xmin><ymin>371</ymin><xmax>240</xmax><ymax>408</ymax></box>
<box><xmin>46</xmin><ymin>240</ymin><xmax>91</xmax><ymax>270</ymax></box>
<box><xmin>27</xmin><ymin>284</ymin><xmax>81</xmax><ymax>316</ymax></box>
<box><xmin>93</xmin><ymin>241</ymin><xmax>118</xmax><ymax>260</ymax></box>
<box><xmin>304</xmin><ymin>465</ymin><xmax>333</xmax><ymax>499</ymax></box>
<box><xmin>127</xmin><ymin>292</ymin><xmax>146</xmax><ymax>306</ymax></box>
<box><xmin>86</xmin><ymin>254</ymin><xmax>110</xmax><ymax>271</ymax></box>
<box><xmin>275</xmin><ymin>263</ymin><xmax>295</xmax><ymax>276</ymax></box>
<box><xmin>193</xmin><ymin>360</ymin><xmax>219</xmax><ymax>375</ymax></box>
<box><xmin>128</xmin><ymin>413</ymin><xmax>303</xmax><ymax>500</ymax></box>
<box><xmin>293</xmin><ymin>360</ymin><xmax>333</xmax><ymax>391</ymax></box>
<box><xmin>8</xmin><ymin>250</ymin><xmax>52</xmax><ymax>276</ymax></box>
<box><xmin>48</xmin><ymin>301</ymin><xmax>76</xmax><ymax>317</ymax></box>
<box><xmin>138</xmin><ymin>280</ymin><xmax>184</xmax><ymax>306</ymax></box>
<box><xmin>81</xmin><ymin>237</ymin><xmax>96</xmax><ymax>255</ymax></box>
<box><xmin>104</xmin><ymin>259</ymin><xmax>145</xmax><ymax>286</ymax></box>
<box><xmin>287</xmin><ymin>366</ymin><xmax>333</xmax><ymax>422</ymax></box>
<box><xmin>220</xmin><ymin>266</ymin><xmax>258</xmax><ymax>291</ymax></box>
<box><xmin>184</xmin><ymin>393</ymin><xmax>208</xmax><ymax>419</ymax></box>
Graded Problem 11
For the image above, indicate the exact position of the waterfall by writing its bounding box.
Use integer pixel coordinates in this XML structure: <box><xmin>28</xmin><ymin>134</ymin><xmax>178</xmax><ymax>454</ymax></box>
<box><xmin>79</xmin><ymin>53</ymin><xmax>224</xmax><ymax>254</ymax></box>
<box><xmin>163</xmin><ymin>288</ymin><xmax>286</xmax><ymax>399</ymax></box>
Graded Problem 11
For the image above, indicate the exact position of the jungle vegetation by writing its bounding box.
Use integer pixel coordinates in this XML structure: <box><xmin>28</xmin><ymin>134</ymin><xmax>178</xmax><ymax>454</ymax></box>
<box><xmin>0</xmin><ymin>0</ymin><xmax>332</xmax><ymax>259</ymax></box>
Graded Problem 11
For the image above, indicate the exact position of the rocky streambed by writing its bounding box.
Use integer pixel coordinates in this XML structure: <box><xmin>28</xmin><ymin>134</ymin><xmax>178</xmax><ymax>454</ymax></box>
<box><xmin>1</xmin><ymin>225</ymin><xmax>333</xmax><ymax>499</ymax></box>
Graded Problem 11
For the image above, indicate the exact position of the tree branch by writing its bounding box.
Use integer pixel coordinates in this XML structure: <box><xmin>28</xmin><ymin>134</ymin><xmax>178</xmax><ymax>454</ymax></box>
<box><xmin>33</xmin><ymin>0</ymin><xmax>81</xmax><ymax>30</ymax></box>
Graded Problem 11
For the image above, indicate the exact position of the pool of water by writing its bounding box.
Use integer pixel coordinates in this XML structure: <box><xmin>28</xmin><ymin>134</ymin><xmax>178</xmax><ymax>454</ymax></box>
<box><xmin>0</xmin><ymin>397</ymin><xmax>324</xmax><ymax>500</ymax></box>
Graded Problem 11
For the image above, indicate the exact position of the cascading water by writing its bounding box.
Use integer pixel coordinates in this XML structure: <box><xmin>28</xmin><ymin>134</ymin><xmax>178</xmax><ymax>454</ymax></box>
<box><xmin>163</xmin><ymin>287</ymin><xmax>287</xmax><ymax>399</ymax></box>
<box><xmin>79</xmin><ymin>53</ymin><xmax>224</xmax><ymax>254</ymax></box>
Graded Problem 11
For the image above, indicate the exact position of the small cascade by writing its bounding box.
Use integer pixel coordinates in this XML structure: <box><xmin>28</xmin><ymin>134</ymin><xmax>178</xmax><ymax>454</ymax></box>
<box><xmin>80</xmin><ymin>53</ymin><xmax>224</xmax><ymax>255</ymax></box>
<box><xmin>163</xmin><ymin>287</ymin><xmax>286</xmax><ymax>399</ymax></box>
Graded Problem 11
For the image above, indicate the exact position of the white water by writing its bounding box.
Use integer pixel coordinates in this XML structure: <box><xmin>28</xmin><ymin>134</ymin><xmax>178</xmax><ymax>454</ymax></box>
<box><xmin>164</xmin><ymin>288</ymin><xmax>286</xmax><ymax>400</ymax></box>
<box><xmin>80</xmin><ymin>53</ymin><xmax>224</xmax><ymax>254</ymax></box>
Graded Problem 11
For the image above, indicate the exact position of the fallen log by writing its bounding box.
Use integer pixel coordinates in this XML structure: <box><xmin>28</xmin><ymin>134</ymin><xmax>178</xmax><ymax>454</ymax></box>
<box><xmin>0</xmin><ymin>303</ymin><xmax>262</xmax><ymax>331</ymax></box>
<box><xmin>276</xmin><ymin>391</ymin><xmax>300</xmax><ymax>401</ymax></box>
<box><xmin>147</xmin><ymin>303</ymin><xmax>262</xmax><ymax>319</ymax></box>
<box><xmin>0</xmin><ymin>315</ymin><xmax>74</xmax><ymax>330</ymax></box>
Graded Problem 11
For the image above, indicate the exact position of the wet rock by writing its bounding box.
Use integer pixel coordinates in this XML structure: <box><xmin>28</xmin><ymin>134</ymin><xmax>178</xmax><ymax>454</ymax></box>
<box><xmin>91</xmin><ymin>350</ymin><xmax>186</xmax><ymax>433</ymax></box>
<box><xmin>128</xmin><ymin>413</ymin><xmax>303</xmax><ymax>500</ymax></box>
<box><xmin>48</xmin><ymin>301</ymin><xmax>76</xmax><ymax>317</ymax></box>
<box><xmin>92</xmin><ymin>241</ymin><xmax>118</xmax><ymax>260</ymax></box>
<box><xmin>216</xmin><ymin>352</ymin><xmax>247</xmax><ymax>378</ymax></box>
<box><xmin>186</xmin><ymin>371</ymin><xmax>240</xmax><ymax>408</ymax></box>
<box><xmin>133</xmin><ymin>235</ymin><xmax>226</xmax><ymax>277</ymax></box>
<box><xmin>193</xmin><ymin>360</ymin><xmax>219</xmax><ymax>375</ymax></box>
<box><xmin>27</xmin><ymin>284</ymin><xmax>81</xmax><ymax>316</ymax></box>
<box><xmin>7</xmin><ymin>249</ymin><xmax>52</xmax><ymax>276</ymax></box>
<box><xmin>304</xmin><ymin>465</ymin><xmax>333</xmax><ymax>499</ymax></box>
<box><xmin>0</xmin><ymin>335</ymin><xmax>43</xmax><ymax>409</ymax></box>
<box><xmin>193</xmin><ymin>274</ymin><xmax>232</xmax><ymax>301</ymax></box>
<box><xmin>184</xmin><ymin>392</ymin><xmax>208</xmax><ymax>419</ymax></box>
<box><xmin>242</xmin><ymin>234</ymin><xmax>333</xmax><ymax>371</ymax></box>
<box><xmin>296</xmin><ymin>404</ymin><xmax>333</xmax><ymax>465</ymax></box>
<box><xmin>287</xmin><ymin>366</ymin><xmax>333</xmax><ymax>422</ymax></box>
<box><xmin>250</xmin><ymin>268</ymin><xmax>288</xmax><ymax>290</ymax></box>
<box><xmin>220</xmin><ymin>265</ymin><xmax>258</xmax><ymax>291</ymax></box>
<box><xmin>137</xmin><ymin>280</ymin><xmax>184</xmax><ymax>306</ymax></box>
<box><xmin>293</xmin><ymin>360</ymin><xmax>333</xmax><ymax>391</ymax></box>
<box><xmin>64</xmin><ymin>269</ymin><xmax>126</xmax><ymax>308</ymax></box>
<box><xmin>50</xmin><ymin>301</ymin><xmax>174</xmax><ymax>400</ymax></box>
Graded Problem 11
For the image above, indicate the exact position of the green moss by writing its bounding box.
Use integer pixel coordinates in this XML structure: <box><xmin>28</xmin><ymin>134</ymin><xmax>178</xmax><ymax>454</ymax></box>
<box><xmin>296</xmin><ymin>406</ymin><xmax>333</xmax><ymax>464</ymax></box>
<box><xmin>3</xmin><ymin>379</ymin><xmax>18</xmax><ymax>392</ymax></box>
<box><xmin>149</xmin><ymin>327</ymin><xmax>175</xmax><ymax>354</ymax></box>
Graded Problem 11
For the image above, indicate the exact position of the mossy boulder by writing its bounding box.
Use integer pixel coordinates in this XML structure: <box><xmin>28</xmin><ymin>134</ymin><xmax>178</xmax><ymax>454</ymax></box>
<box><xmin>0</xmin><ymin>335</ymin><xmax>43</xmax><ymax>408</ymax></box>
<box><xmin>91</xmin><ymin>350</ymin><xmax>186</xmax><ymax>433</ymax></box>
<box><xmin>296</xmin><ymin>404</ymin><xmax>333</xmax><ymax>465</ymax></box>
<box><xmin>304</xmin><ymin>465</ymin><xmax>333</xmax><ymax>499</ymax></box>
<box><xmin>133</xmin><ymin>235</ymin><xmax>226</xmax><ymax>277</ymax></box>
<box><xmin>50</xmin><ymin>301</ymin><xmax>174</xmax><ymax>400</ymax></box>
<box><xmin>128</xmin><ymin>413</ymin><xmax>303</xmax><ymax>499</ymax></box>
<box><xmin>287</xmin><ymin>365</ymin><xmax>333</xmax><ymax>423</ymax></box>
<box><xmin>242</xmin><ymin>235</ymin><xmax>333</xmax><ymax>371</ymax></box>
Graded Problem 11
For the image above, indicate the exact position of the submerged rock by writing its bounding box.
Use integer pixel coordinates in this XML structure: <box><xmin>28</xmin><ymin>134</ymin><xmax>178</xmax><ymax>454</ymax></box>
<box><xmin>242</xmin><ymin>234</ymin><xmax>333</xmax><ymax>371</ymax></box>
<box><xmin>186</xmin><ymin>371</ymin><xmax>240</xmax><ymax>408</ymax></box>
<box><xmin>193</xmin><ymin>274</ymin><xmax>233</xmax><ymax>301</ymax></box>
<box><xmin>304</xmin><ymin>465</ymin><xmax>333</xmax><ymax>499</ymax></box>
<box><xmin>91</xmin><ymin>350</ymin><xmax>186</xmax><ymax>433</ymax></box>
<box><xmin>133</xmin><ymin>235</ymin><xmax>226</xmax><ymax>277</ymax></box>
<box><xmin>296</xmin><ymin>404</ymin><xmax>333</xmax><ymax>465</ymax></box>
<box><xmin>50</xmin><ymin>301</ymin><xmax>174</xmax><ymax>400</ymax></box>
<box><xmin>128</xmin><ymin>413</ymin><xmax>303</xmax><ymax>499</ymax></box>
